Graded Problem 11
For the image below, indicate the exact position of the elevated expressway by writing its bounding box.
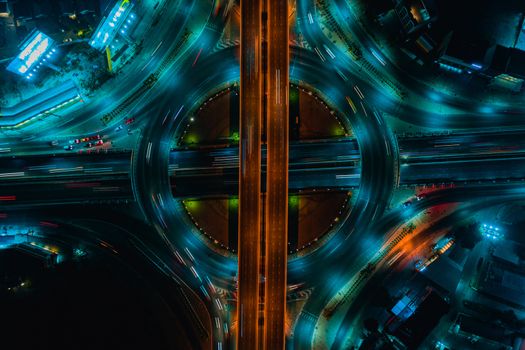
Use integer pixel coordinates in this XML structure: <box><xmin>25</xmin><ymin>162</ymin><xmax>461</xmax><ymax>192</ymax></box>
<box><xmin>237</xmin><ymin>0</ymin><xmax>263</xmax><ymax>347</ymax></box>
<box><xmin>3</xmin><ymin>131</ymin><xmax>525</xmax><ymax>205</ymax></box>
<box><xmin>264</xmin><ymin>0</ymin><xmax>290</xmax><ymax>347</ymax></box>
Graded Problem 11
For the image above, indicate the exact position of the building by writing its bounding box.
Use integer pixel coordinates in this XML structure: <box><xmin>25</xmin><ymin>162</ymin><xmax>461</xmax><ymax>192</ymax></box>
<box><xmin>89</xmin><ymin>0</ymin><xmax>135</xmax><ymax>51</ymax></box>
<box><xmin>392</xmin><ymin>0</ymin><xmax>525</xmax><ymax>82</ymax></box>
<box><xmin>480</xmin><ymin>45</ymin><xmax>525</xmax><ymax>91</ymax></box>
<box><xmin>6</xmin><ymin>29</ymin><xmax>56</xmax><ymax>79</ymax></box>
<box><xmin>478</xmin><ymin>257</ymin><xmax>525</xmax><ymax>309</ymax></box>
<box><xmin>0</xmin><ymin>0</ymin><xmax>9</xmax><ymax>15</ymax></box>
<box><xmin>392</xmin><ymin>290</ymin><xmax>450</xmax><ymax>349</ymax></box>
<box><xmin>393</xmin><ymin>0</ymin><xmax>437</xmax><ymax>38</ymax></box>
<box><xmin>452</xmin><ymin>313</ymin><xmax>513</xmax><ymax>349</ymax></box>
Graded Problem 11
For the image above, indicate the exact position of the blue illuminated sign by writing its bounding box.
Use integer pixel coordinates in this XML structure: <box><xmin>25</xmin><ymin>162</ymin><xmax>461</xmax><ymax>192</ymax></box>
<box><xmin>90</xmin><ymin>1</ymin><xmax>135</xmax><ymax>51</ymax></box>
<box><xmin>7</xmin><ymin>31</ymin><xmax>55</xmax><ymax>78</ymax></box>
<box><xmin>481</xmin><ymin>224</ymin><xmax>503</xmax><ymax>240</ymax></box>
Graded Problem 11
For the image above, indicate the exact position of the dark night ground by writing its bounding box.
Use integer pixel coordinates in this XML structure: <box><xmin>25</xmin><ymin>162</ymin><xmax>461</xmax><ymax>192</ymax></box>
<box><xmin>0</xmin><ymin>249</ymin><xmax>190</xmax><ymax>350</ymax></box>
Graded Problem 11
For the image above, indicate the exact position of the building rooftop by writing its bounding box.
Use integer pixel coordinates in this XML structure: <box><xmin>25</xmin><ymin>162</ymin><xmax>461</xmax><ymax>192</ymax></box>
<box><xmin>479</xmin><ymin>260</ymin><xmax>525</xmax><ymax>308</ymax></box>
<box><xmin>456</xmin><ymin>313</ymin><xmax>508</xmax><ymax>342</ymax></box>
<box><xmin>492</xmin><ymin>241</ymin><xmax>521</xmax><ymax>266</ymax></box>
<box><xmin>490</xmin><ymin>45</ymin><xmax>525</xmax><ymax>78</ymax></box>
<box><xmin>394</xmin><ymin>290</ymin><xmax>450</xmax><ymax>349</ymax></box>
<box><xmin>421</xmin><ymin>255</ymin><xmax>462</xmax><ymax>293</ymax></box>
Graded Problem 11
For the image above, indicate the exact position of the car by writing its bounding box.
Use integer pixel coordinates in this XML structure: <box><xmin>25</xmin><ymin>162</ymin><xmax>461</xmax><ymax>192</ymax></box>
<box><xmin>50</xmin><ymin>140</ymin><xmax>59</xmax><ymax>146</ymax></box>
<box><xmin>125</xmin><ymin>117</ymin><xmax>135</xmax><ymax>125</ymax></box>
<box><xmin>74</xmin><ymin>139</ymin><xmax>81</xmax><ymax>144</ymax></box>
<box><xmin>89</xmin><ymin>135</ymin><xmax>101</xmax><ymax>140</ymax></box>
<box><xmin>95</xmin><ymin>140</ymin><xmax>104</xmax><ymax>146</ymax></box>
<box><xmin>115</xmin><ymin>125</ymin><xmax>123</xmax><ymax>132</ymax></box>
<box><xmin>64</xmin><ymin>145</ymin><xmax>73</xmax><ymax>150</ymax></box>
<box><xmin>416</xmin><ymin>194</ymin><xmax>425</xmax><ymax>201</ymax></box>
<box><xmin>80</xmin><ymin>137</ymin><xmax>89</xmax><ymax>142</ymax></box>
<box><xmin>402</xmin><ymin>200</ymin><xmax>412</xmax><ymax>208</ymax></box>
<box><xmin>86</xmin><ymin>142</ymin><xmax>93</xmax><ymax>148</ymax></box>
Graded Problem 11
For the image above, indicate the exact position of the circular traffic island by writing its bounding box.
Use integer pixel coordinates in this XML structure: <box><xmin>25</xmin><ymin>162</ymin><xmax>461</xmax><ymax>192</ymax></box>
<box><xmin>171</xmin><ymin>85</ymin><xmax>358</xmax><ymax>255</ymax></box>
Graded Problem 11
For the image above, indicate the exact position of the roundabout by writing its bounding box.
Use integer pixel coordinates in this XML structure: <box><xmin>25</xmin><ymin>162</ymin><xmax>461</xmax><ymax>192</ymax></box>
<box><xmin>2</xmin><ymin>1</ymin><xmax>525</xmax><ymax>349</ymax></box>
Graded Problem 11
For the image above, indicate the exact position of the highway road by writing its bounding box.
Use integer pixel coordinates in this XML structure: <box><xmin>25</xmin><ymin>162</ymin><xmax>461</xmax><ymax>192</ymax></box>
<box><xmin>5</xmin><ymin>132</ymin><xmax>525</xmax><ymax>205</ymax></box>
<box><xmin>0</xmin><ymin>152</ymin><xmax>132</xmax><ymax>207</ymax></box>
<box><xmin>264</xmin><ymin>0</ymin><xmax>290</xmax><ymax>348</ymax></box>
<box><xmin>237</xmin><ymin>0</ymin><xmax>263</xmax><ymax>348</ymax></box>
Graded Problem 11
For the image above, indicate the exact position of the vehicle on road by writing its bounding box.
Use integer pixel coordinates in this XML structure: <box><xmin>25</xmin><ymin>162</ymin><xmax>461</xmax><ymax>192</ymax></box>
<box><xmin>345</xmin><ymin>96</ymin><xmax>357</xmax><ymax>114</ymax></box>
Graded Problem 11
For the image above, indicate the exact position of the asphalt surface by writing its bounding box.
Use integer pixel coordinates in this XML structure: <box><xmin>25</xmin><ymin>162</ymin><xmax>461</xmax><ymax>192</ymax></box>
<box><xmin>237</xmin><ymin>0</ymin><xmax>263</xmax><ymax>348</ymax></box>
<box><xmin>264</xmin><ymin>0</ymin><xmax>290</xmax><ymax>348</ymax></box>
<box><xmin>4</xmin><ymin>131</ymin><xmax>525</xmax><ymax>215</ymax></box>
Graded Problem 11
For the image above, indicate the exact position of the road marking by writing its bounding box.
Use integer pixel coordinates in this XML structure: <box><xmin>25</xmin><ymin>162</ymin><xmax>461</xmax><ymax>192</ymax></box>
<box><xmin>323</xmin><ymin>44</ymin><xmax>336</xmax><ymax>59</ymax></box>
<box><xmin>308</xmin><ymin>12</ymin><xmax>314</xmax><ymax>24</ymax></box>
<box><xmin>190</xmin><ymin>266</ymin><xmax>201</xmax><ymax>281</ymax></box>
<box><xmin>161</xmin><ymin>109</ymin><xmax>171</xmax><ymax>125</ymax></box>
<box><xmin>145</xmin><ymin>142</ymin><xmax>152</xmax><ymax>163</ymax></box>
<box><xmin>276</xmin><ymin>69</ymin><xmax>281</xmax><ymax>104</ymax></box>
<box><xmin>354</xmin><ymin>85</ymin><xmax>365</xmax><ymax>99</ymax></box>
<box><xmin>192</xmin><ymin>47</ymin><xmax>203</xmax><ymax>66</ymax></box>
<box><xmin>370</xmin><ymin>48</ymin><xmax>386</xmax><ymax>66</ymax></box>
<box><xmin>215</xmin><ymin>298</ymin><xmax>223</xmax><ymax>311</ymax></box>
<box><xmin>336</xmin><ymin>174</ymin><xmax>360</xmax><ymax>179</ymax></box>
<box><xmin>314</xmin><ymin>47</ymin><xmax>326</xmax><ymax>62</ymax></box>
<box><xmin>184</xmin><ymin>247</ymin><xmax>195</xmax><ymax>262</ymax></box>
<box><xmin>151</xmin><ymin>40</ymin><xmax>163</xmax><ymax>56</ymax></box>
<box><xmin>360</xmin><ymin>101</ymin><xmax>368</xmax><ymax>117</ymax></box>
<box><xmin>173</xmin><ymin>105</ymin><xmax>184</xmax><ymax>122</ymax></box>
<box><xmin>0</xmin><ymin>172</ymin><xmax>24</xmax><ymax>178</ymax></box>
